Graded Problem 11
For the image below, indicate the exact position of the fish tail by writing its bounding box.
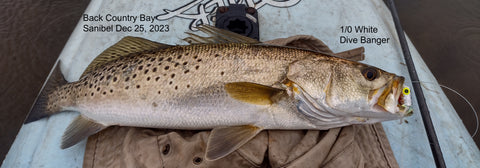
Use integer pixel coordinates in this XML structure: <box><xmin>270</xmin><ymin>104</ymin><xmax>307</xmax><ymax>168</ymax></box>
<box><xmin>24</xmin><ymin>61</ymin><xmax>67</xmax><ymax>124</ymax></box>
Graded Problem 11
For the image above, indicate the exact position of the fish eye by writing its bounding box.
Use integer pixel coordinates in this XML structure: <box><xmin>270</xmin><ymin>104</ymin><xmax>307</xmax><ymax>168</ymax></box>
<box><xmin>403</xmin><ymin>87</ymin><xmax>410</xmax><ymax>95</ymax></box>
<box><xmin>362</xmin><ymin>68</ymin><xmax>377</xmax><ymax>81</ymax></box>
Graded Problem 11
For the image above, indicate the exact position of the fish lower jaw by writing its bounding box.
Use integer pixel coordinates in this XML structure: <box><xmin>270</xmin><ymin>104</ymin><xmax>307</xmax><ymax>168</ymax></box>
<box><xmin>398</xmin><ymin>105</ymin><xmax>413</xmax><ymax>116</ymax></box>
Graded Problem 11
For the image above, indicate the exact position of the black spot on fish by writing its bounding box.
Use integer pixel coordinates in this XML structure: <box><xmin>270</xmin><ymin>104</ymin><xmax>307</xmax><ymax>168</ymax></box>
<box><xmin>100</xmin><ymin>76</ymin><xmax>104</xmax><ymax>81</ymax></box>
<box><xmin>177</xmin><ymin>55</ymin><xmax>182</xmax><ymax>59</ymax></box>
<box><xmin>122</xmin><ymin>65</ymin><xmax>128</xmax><ymax>70</ymax></box>
<box><xmin>183</xmin><ymin>62</ymin><xmax>188</xmax><ymax>65</ymax></box>
<box><xmin>169</xmin><ymin>81</ymin><xmax>172</xmax><ymax>85</ymax></box>
<box><xmin>195</xmin><ymin>65</ymin><xmax>200</xmax><ymax>70</ymax></box>
<box><xmin>91</xmin><ymin>93</ymin><xmax>94</xmax><ymax>96</ymax></box>
<box><xmin>185</xmin><ymin>52</ymin><xmax>189</xmax><ymax>56</ymax></box>
<box><xmin>147</xmin><ymin>77</ymin><xmax>151</xmax><ymax>81</ymax></box>
<box><xmin>125</xmin><ymin>86</ymin><xmax>129</xmax><ymax>90</ymax></box>
<box><xmin>164</xmin><ymin>66</ymin><xmax>170</xmax><ymax>70</ymax></box>
<box><xmin>174</xmin><ymin>63</ymin><xmax>180</xmax><ymax>67</ymax></box>
<box><xmin>187</xmin><ymin>85</ymin><xmax>190</xmax><ymax>88</ymax></box>
<box><xmin>107</xmin><ymin>75</ymin><xmax>112</xmax><ymax>80</ymax></box>
<box><xmin>193</xmin><ymin>56</ymin><xmax>198</xmax><ymax>59</ymax></box>
<box><xmin>133</xmin><ymin>74</ymin><xmax>137</xmax><ymax>78</ymax></box>
<box><xmin>125</xmin><ymin>77</ymin><xmax>130</xmax><ymax>82</ymax></box>
<box><xmin>103</xmin><ymin>91</ymin><xmax>106</xmax><ymax>95</ymax></box>
<box><xmin>175</xmin><ymin>86</ymin><xmax>178</xmax><ymax>90</ymax></box>
<box><xmin>155</xmin><ymin>77</ymin><xmax>160</xmax><ymax>81</ymax></box>
<box><xmin>89</xmin><ymin>84</ymin><xmax>93</xmax><ymax>88</ymax></box>
<box><xmin>113</xmin><ymin>77</ymin><xmax>117</xmax><ymax>82</ymax></box>
<box><xmin>157</xmin><ymin>91</ymin><xmax>161</xmax><ymax>94</ymax></box>
<box><xmin>84</xmin><ymin>81</ymin><xmax>88</xmax><ymax>86</ymax></box>
<box><xmin>171</xmin><ymin>74</ymin><xmax>175</xmax><ymax>78</ymax></box>
<box><xmin>159</xmin><ymin>57</ymin><xmax>164</xmax><ymax>61</ymax></box>
<box><xmin>153</xmin><ymin>67</ymin><xmax>157</xmax><ymax>72</ymax></box>
<box><xmin>220</xmin><ymin>71</ymin><xmax>225</xmax><ymax>76</ymax></box>
<box><xmin>147</xmin><ymin>64</ymin><xmax>151</xmax><ymax>67</ymax></box>
<box><xmin>136</xmin><ymin>85</ymin><xmax>140</xmax><ymax>88</ymax></box>
<box><xmin>184</xmin><ymin>70</ymin><xmax>189</xmax><ymax>74</ymax></box>
<box><xmin>167</xmin><ymin>57</ymin><xmax>172</xmax><ymax>62</ymax></box>
<box><xmin>151</xmin><ymin>58</ymin><xmax>156</xmax><ymax>62</ymax></box>
<box><xmin>215</xmin><ymin>54</ymin><xmax>220</xmax><ymax>57</ymax></box>
<box><xmin>138</xmin><ymin>60</ymin><xmax>143</xmax><ymax>64</ymax></box>
<box><xmin>138</xmin><ymin>66</ymin><xmax>143</xmax><ymax>70</ymax></box>
<box><xmin>97</xmin><ymin>87</ymin><xmax>100</xmax><ymax>92</ymax></box>
<box><xmin>110</xmin><ymin>89</ymin><xmax>113</xmax><ymax>93</ymax></box>
<box><xmin>197</xmin><ymin>59</ymin><xmax>202</xmax><ymax>62</ymax></box>
<box><xmin>144</xmin><ymin>69</ymin><xmax>149</xmax><ymax>74</ymax></box>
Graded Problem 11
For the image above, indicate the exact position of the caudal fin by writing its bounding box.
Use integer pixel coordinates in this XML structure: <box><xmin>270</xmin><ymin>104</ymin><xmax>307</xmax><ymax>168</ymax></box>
<box><xmin>24</xmin><ymin>61</ymin><xmax>67</xmax><ymax>124</ymax></box>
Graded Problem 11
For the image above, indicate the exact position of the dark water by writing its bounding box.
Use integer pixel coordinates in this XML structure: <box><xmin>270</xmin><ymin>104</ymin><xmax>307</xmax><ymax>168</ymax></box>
<box><xmin>0</xmin><ymin>0</ymin><xmax>90</xmax><ymax>160</ymax></box>
<box><xmin>0</xmin><ymin>0</ymin><xmax>478</xmax><ymax>161</ymax></box>
<box><xmin>395</xmin><ymin>0</ymin><xmax>480</xmax><ymax>147</ymax></box>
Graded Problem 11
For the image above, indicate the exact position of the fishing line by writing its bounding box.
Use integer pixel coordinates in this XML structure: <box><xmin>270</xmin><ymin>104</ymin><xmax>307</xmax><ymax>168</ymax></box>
<box><xmin>386</xmin><ymin>1</ymin><xmax>445</xmax><ymax>166</ymax></box>
<box><xmin>412</xmin><ymin>81</ymin><xmax>479</xmax><ymax>138</ymax></box>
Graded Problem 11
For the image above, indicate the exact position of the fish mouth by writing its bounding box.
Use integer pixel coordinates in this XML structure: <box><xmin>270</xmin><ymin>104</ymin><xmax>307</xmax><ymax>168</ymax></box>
<box><xmin>372</xmin><ymin>76</ymin><xmax>413</xmax><ymax>116</ymax></box>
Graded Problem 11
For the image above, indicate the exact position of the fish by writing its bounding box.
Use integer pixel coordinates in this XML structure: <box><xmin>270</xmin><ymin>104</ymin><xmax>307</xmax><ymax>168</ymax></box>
<box><xmin>25</xmin><ymin>25</ymin><xmax>412</xmax><ymax>161</ymax></box>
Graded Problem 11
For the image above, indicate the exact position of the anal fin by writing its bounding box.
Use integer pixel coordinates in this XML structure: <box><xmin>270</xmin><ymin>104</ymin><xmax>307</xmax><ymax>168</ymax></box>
<box><xmin>61</xmin><ymin>116</ymin><xmax>107</xmax><ymax>149</ymax></box>
<box><xmin>206</xmin><ymin>125</ymin><xmax>263</xmax><ymax>161</ymax></box>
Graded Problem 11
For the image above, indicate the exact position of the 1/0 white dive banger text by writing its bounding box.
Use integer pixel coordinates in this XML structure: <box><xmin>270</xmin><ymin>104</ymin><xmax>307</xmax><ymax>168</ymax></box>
<box><xmin>82</xmin><ymin>14</ymin><xmax>169</xmax><ymax>33</ymax></box>
<box><xmin>339</xmin><ymin>26</ymin><xmax>390</xmax><ymax>46</ymax></box>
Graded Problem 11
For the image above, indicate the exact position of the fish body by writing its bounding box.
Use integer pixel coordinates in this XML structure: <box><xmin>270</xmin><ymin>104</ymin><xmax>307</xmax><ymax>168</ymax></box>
<box><xmin>25</xmin><ymin>25</ymin><xmax>412</xmax><ymax>160</ymax></box>
<box><xmin>58</xmin><ymin>44</ymin><xmax>315</xmax><ymax>130</ymax></box>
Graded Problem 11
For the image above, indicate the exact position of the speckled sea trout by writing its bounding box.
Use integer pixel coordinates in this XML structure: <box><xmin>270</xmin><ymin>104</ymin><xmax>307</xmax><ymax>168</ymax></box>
<box><xmin>25</xmin><ymin>25</ymin><xmax>412</xmax><ymax>160</ymax></box>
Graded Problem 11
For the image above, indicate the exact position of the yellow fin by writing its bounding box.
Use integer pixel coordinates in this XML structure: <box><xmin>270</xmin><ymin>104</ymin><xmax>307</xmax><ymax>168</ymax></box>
<box><xmin>81</xmin><ymin>36</ymin><xmax>171</xmax><ymax>78</ymax></box>
<box><xmin>225</xmin><ymin>82</ymin><xmax>283</xmax><ymax>105</ymax></box>
<box><xmin>206</xmin><ymin>125</ymin><xmax>262</xmax><ymax>161</ymax></box>
<box><xmin>183</xmin><ymin>24</ymin><xmax>259</xmax><ymax>44</ymax></box>
<box><xmin>61</xmin><ymin>116</ymin><xmax>107</xmax><ymax>149</ymax></box>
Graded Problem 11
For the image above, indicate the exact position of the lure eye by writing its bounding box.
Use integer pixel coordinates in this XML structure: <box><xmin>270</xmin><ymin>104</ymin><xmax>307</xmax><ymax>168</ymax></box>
<box><xmin>362</xmin><ymin>68</ymin><xmax>377</xmax><ymax>81</ymax></box>
<box><xmin>403</xmin><ymin>87</ymin><xmax>410</xmax><ymax>95</ymax></box>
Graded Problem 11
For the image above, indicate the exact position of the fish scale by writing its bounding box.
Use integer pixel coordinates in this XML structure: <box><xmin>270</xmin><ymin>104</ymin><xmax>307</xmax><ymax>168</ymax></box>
<box><xmin>52</xmin><ymin>44</ymin><xmax>310</xmax><ymax>128</ymax></box>
<box><xmin>25</xmin><ymin>25</ymin><xmax>412</xmax><ymax>161</ymax></box>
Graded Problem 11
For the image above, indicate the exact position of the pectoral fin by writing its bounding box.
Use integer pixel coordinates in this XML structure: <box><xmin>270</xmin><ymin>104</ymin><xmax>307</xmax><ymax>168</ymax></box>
<box><xmin>61</xmin><ymin>116</ymin><xmax>107</xmax><ymax>149</ymax></box>
<box><xmin>225</xmin><ymin>82</ymin><xmax>284</xmax><ymax>105</ymax></box>
<box><xmin>206</xmin><ymin>125</ymin><xmax>263</xmax><ymax>161</ymax></box>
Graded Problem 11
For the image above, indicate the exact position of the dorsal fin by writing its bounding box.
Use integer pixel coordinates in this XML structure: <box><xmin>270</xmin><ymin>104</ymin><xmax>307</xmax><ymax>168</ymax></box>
<box><xmin>183</xmin><ymin>24</ymin><xmax>259</xmax><ymax>44</ymax></box>
<box><xmin>81</xmin><ymin>36</ymin><xmax>171</xmax><ymax>78</ymax></box>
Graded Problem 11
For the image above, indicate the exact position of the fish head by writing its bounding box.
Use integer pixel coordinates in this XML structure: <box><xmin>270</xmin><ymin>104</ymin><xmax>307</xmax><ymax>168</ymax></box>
<box><xmin>286</xmin><ymin>56</ymin><xmax>413</xmax><ymax>124</ymax></box>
